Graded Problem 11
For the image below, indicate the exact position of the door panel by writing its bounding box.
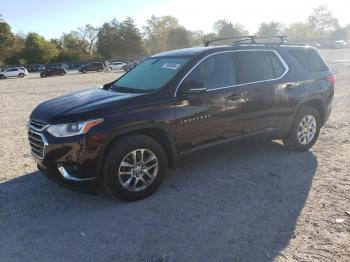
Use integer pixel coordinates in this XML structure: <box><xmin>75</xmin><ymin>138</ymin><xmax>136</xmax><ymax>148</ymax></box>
<box><xmin>231</xmin><ymin>50</ymin><xmax>292</xmax><ymax>134</ymax></box>
<box><xmin>175</xmin><ymin>52</ymin><xmax>246</xmax><ymax>152</ymax></box>
<box><xmin>175</xmin><ymin>89</ymin><xmax>244</xmax><ymax>151</ymax></box>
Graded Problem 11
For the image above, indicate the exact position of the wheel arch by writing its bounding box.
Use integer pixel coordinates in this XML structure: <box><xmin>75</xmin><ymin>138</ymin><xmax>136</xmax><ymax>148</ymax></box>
<box><xmin>284</xmin><ymin>96</ymin><xmax>326</xmax><ymax>138</ymax></box>
<box><xmin>296</xmin><ymin>97</ymin><xmax>326</xmax><ymax>125</ymax></box>
<box><xmin>96</xmin><ymin>123</ymin><xmax>178</xmax><ymax>184</ymax></box>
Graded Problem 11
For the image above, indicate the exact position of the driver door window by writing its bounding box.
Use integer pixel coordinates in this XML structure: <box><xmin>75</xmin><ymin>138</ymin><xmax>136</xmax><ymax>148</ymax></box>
<box><xmin>184</xmin><ymin>52</ymin><xmax>235</xmax><ymax>90</ymax></box>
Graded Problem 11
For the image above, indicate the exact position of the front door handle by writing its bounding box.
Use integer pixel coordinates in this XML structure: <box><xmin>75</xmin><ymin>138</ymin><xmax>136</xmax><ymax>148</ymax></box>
<box><xmin>284</xmin><ymin>83</ymin><xmax>295</xmax><ymax>90</ymax></box>
<box><xmin>228</xmin><ymin>94</ymin><xmax>241</xmax><ymax>101</ymax></box>
<box><xmin>228</xmin><ymin>92</ymin><xmax>248</xmax><ymax>102</ymax></box>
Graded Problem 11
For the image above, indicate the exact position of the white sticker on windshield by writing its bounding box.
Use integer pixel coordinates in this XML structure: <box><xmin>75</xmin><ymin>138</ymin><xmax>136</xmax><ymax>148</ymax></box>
<box><xmin>162</xmin><ymin>63</ymin><xmax>181</xmax><ymax>70</ymax></box>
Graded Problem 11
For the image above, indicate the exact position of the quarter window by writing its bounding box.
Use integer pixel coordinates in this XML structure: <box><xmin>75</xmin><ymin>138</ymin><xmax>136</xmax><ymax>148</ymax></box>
<box><xmin>184</xmin><ymin>53</ymin><xmax>235</xmax><ymax>90</ymax></box>
<box><xmin>288</xmin><ymin>48</ymin><xmax>328</xmax><ymax>72</ymax></box>
<box><xmin>232</xmin><ymin>51</ymin><xmax>285</xmax><ymax>85</ymax></box>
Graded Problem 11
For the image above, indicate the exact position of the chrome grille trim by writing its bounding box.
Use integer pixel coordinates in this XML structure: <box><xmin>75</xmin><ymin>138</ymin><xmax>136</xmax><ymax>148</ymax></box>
<box><xmin>28</xmin><ymin>120</ymin><xmax>49</xmax><ymax>159</ymax></box>
<box><xmin>29</xmin><ymin>119</ymin><xmax>50</xmax><ymax>132</ymax></box>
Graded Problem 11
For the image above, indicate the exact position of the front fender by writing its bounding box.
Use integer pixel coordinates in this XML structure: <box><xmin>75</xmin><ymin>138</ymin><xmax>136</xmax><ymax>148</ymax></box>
<box><xmin>95</xmin><ymin>122</ymin><xmax>178</xmax><ymax>184</ymax></box>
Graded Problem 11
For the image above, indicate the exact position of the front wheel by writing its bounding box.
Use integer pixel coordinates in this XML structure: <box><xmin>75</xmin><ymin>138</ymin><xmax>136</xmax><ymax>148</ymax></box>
<box><xmin>283</xmin><ymin>105</ymin><xmax>321</xmax><ymax>151</ymax></box>
<box><xmin>0</xmin><ymin>75</ymin><xmax>6</xmax><ymax>79</ymax></box>
<box><xmin>103</xmin><ymin>135</ymin><xmax>167</xmax><ymax>201</ymax></box>
<box><xmin>18</xmin><ymin>73</ymin><xmax>25</xmax><ymax>78</ymax></box>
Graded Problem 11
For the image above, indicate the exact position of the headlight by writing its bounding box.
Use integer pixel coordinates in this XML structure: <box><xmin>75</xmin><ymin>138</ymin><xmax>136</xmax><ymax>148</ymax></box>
<box><xmin>47</xmin><ymin>118</ymin><xmax>103</xmax><ymax>138</ymax></box>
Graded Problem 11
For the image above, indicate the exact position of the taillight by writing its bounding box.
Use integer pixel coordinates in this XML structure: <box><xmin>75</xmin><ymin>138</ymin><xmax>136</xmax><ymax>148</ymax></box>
<box><xmin>325</xmin><ymin>75</ymin><xmax>336</xmax><ymax>85</ymax></box>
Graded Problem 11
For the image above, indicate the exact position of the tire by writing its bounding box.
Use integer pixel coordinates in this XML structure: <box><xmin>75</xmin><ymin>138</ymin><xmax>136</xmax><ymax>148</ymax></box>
<box><xmin>98</xmin><ymin>68</ymin><xmax>102</xmax><ymax>72</ymax></box>
<box><xmin>19</xmin><ymin>73</ymin><xmax>25</xmax><ymax>78</ymax></box>
<box><xmin>282</xmin><ymin>105</ymin><xmax>321</xmax><ymax>151</ymax></box>
<box><xmin>40</xmin><ymin>73</ymin><xmax>46</xmax><ymax>78</ymax></box>
<box><xmin>0</xmin><ymin>75</ymin><xmax>5</xmax><ymax>79</ymax></box>
<box><xmin>60</xmin><ymin>72</ymin><xmax>65</xmax><ymax>76</ymax></box>
<box><xmin>103</xmin><ymin>134</ymin><xmax>167</xmax><ymax>201</ymax></box>
<box><xmin>82</xmin><ymin>69</ymin><xmax>87</xmax><ymax>73</ymax></box>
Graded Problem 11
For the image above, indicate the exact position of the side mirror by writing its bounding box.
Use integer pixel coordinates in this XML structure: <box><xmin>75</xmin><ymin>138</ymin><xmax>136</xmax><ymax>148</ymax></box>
<box><xmin>179</xmin><ymin>80</ymin><xmax>207</xmax><ymax>96</ymax></box>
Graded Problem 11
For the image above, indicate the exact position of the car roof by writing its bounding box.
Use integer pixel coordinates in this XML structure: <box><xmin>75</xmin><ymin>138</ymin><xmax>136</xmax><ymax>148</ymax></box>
<box><xmin>151</xmin><ymin>44</ymin><xmax>317</xmax><ymax>58</ymax></box>
<box><xmin>152</xmin><ymin>47</ymin><xmax>217</xmax><ymax>57</ymax></box>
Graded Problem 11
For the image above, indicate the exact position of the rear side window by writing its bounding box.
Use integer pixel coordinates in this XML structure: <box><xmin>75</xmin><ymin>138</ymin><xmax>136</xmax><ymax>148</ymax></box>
<box><xmin>185</xmin><ymin>53</ymin><xmax>235</xmax><ymax>90</ymax></box>
<box><xmin>232</xmin><ymin>51</ymin><xmax>286</xmax><ymax>85</ymax></box>
<box><xmin>289</xmin><ymin>48</ymin><xmax>328</xmax><ymax>72</ymax></box>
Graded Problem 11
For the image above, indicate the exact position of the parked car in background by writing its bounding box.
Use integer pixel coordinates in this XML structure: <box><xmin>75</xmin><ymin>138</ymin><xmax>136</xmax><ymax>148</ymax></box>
<box><xmin>27</xmin><ymin>64</ymin><xmax>46</xmax><ymax>72</ymax></box>
<box><xmin>0</xmin><ymin>67</ymin><xmax>28</xmax><ymax>79</ymax></box>
<box><xmin>109</xmin><ymin>61</ymin><xmax>126</xmax><ymax>71</ymax></box>
<box><xmin>19</xmin><ymin>67</ymin><xmax>29</xmax><ymax>75</ymax></box>
<box><xmin>332</xmin><ymin>40</ymin><xmax>347</xmax><ymax>49</ymax></box>
<box><xmin>78</xmin><ymin>62</ymin><xmax>104</xmax><ymax>73</ymax></box>
<box><xmin>68</xmin><ymin>63</ymin><xmax>79</xmax><ymax>70</ymax></box>
<box><xmin>40</xmin><ymin>67</ymin><xmax>67</xmax><ymax>77</ymax></box>
<box><xmin>123</xmin><ymin>61</ymin><xmax>140</xmax><ymax>72</ymax></box>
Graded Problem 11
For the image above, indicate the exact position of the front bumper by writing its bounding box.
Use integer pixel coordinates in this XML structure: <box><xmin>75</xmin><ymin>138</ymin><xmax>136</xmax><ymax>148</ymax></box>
<box><xmin>29</xmin><ymin>125</ymin><xmax>104</xmax><ymax>182</ymax></box>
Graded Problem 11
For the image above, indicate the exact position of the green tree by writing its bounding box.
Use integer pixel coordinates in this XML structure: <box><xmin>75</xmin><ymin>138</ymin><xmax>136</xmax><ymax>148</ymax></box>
<box><xmin>60</xmin><ymin>32</ymin><xmax>89</xmax><ymax>61</ymax></box>
<box><xmin>0</xmin><ymin>15</ymin><xmax>15</xmax><ymax>64</ymax></box>
<box><xmin>76</xmin><ymin>24</ymin><xmax>99</xmax><ymax>54</ymax></box>
<box><xmin>257</xmin><ymin>21</ymin><xmax>285</xmax><ymax>37</ymax></box>
<box><xmin>330</xmin><ymin>27</ymin><xmax>348</xmax><ymax>41</ymax></box>
<box><xmin>3</xmin><ymin>35</ymin><xmax>25</xmax><ymax>65</ymax></box>
<box><xmin>96</xmin><ymin>17</ymin><xmax>144</xmax><ymax>59</ymax></box>
<box><xmin>285</xmin><ymin>22</ymin><xmax>320</xmax><ymax>42</ymax></box>
<box><xmin>308</xmin><ymin>5</ymin><xmax>339</xmax><ymax>35</ymax></box>
<box><xmin>188</xmin><ymin>30</ymin><xmax>204</xmax><ymax>46</ymax></box>
<box><xmin>21</xmin><ymin>32</ymin><xmax>59</xmax><ymax>64</ymax></box>
<box><xmin>166</xmin><ymin>27</ymin><xmax>190</xmax><ymax>50</ymax></box>
<box><xmin>143</xmin><ymin>15</ymin><xmax>180</xmax><ymax>54</ymax></box>
<box><xmin>201</xmin><ymin>32</ymin><xmax>218</xmax><ymax>44</ymax></box>
<box><xmin>96</xmin><ymin>22</ymin><xmax>116</xmax><ymax>59</ymax></box>
<box><xmin>212</xmin><ymin>20</ymin><xmax>248</xmax><ymax>44</ymax></box>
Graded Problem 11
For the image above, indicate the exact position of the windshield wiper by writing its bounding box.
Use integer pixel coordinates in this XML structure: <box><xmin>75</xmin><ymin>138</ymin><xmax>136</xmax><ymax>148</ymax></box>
<box><xmin>111</xmin><ymin>86</ymin><xmax>146</xmax><ymax>93</ymax></box>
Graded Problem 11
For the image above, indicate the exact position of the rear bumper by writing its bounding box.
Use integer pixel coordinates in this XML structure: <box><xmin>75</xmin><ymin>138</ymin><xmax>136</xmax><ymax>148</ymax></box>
<box><xmin>323</xmin><ymin>104</ymin><xmax>332</xmax><ymax>126</ymax></box>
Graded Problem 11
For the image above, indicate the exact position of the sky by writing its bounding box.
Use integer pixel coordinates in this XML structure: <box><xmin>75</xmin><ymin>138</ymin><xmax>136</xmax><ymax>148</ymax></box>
<box><xmin>1</xmin><ymin>0</ymin><xmax>350</xmax><ymax>39</ymax></box>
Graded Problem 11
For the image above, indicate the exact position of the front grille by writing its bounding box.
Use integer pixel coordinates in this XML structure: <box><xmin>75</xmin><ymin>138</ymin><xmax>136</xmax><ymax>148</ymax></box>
<box><xmin>29</xmin><ymin>119</ymin><xmax>47</xmax><ymax>131</ymax></box>
<box><xmin>28</xmin><ymin>120</ymin><xmax>48</xmax><ymax>159</ymax></box>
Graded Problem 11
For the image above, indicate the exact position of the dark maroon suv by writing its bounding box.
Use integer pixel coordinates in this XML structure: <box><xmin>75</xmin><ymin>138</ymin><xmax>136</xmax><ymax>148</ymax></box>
<box><xmin>28</xmin><ymin>36</ymin><xmax>334</xmax><ymax>201</ymax></box>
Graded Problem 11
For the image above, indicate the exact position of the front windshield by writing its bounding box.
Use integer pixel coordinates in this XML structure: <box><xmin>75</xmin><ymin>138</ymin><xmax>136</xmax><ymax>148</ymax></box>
<box><xmin>112</xmin><ymin>57</ymin><xmax>189</xmax><ymax>92</ymax></box>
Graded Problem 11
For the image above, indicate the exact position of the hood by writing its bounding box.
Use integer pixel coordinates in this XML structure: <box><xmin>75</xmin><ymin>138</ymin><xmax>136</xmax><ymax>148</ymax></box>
<box><xmin>30</xmin><ymin>88</ymin><xmax>141</xmax><ymax>123</ymax></box>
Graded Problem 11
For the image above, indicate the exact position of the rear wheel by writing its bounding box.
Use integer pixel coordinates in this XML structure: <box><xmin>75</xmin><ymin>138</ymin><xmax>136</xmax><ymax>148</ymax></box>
<box><xmin>283</xmin><ymin>105</ymin><xmax>321</xmax><ymax>151</ymax></box>
<box><xmin>60</xmin><ymin>72</ymin><xmax>65</xmax><ymax>76</ymax></box>
<box><xmin>103</xmin><ymin>134</ymin><xmax>167</xmax><ymax>201</ymax></box>
<box><xmin>0</xmin><ymin>75</ymin><xmax>5</xmax><ymax>79</ymax></box>
<box><xmin>98</xmin><ymin>68</ymin><xmax>102</xmax><ymax>72</ymax></box>
<box><xmin>40</xmin><ymin>73</ymin><xmax>46</xmax><ymax>78</ymax></box>
<box><xmin>82</xmin><ymin>69</ymin><xmax>87</xmax><ymax>73</ymax></box>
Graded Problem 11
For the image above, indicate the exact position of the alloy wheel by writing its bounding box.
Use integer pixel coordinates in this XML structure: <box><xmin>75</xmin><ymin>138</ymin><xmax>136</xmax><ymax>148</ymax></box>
<box><xmin>118</xmin><ymin>149</ymin><xmax>159</xmax><ymax>192</ymax></box>
<box><xmin>297</xmin><ymin>115</ymin><xmax>317</xmax><ymax>145</ymax></box>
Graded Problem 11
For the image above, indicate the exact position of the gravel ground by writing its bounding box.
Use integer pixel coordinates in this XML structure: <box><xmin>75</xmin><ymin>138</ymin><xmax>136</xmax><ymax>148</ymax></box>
<box><xmin>0</xmin><ymin>50</ymin><xmax>349</xmax><ymax>262</ymax></box>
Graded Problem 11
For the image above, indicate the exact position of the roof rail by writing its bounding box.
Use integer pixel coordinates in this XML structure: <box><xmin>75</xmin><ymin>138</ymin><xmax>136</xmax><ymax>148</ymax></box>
<box><xmin>204</xmin><ymin>35</ymin><xmax>288</xmax><ymax>46</ymax></box>
<box><xmin>204</xmin><ymin>36</ymin><xmax>256</xmax><ymax>47</ymax></box>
